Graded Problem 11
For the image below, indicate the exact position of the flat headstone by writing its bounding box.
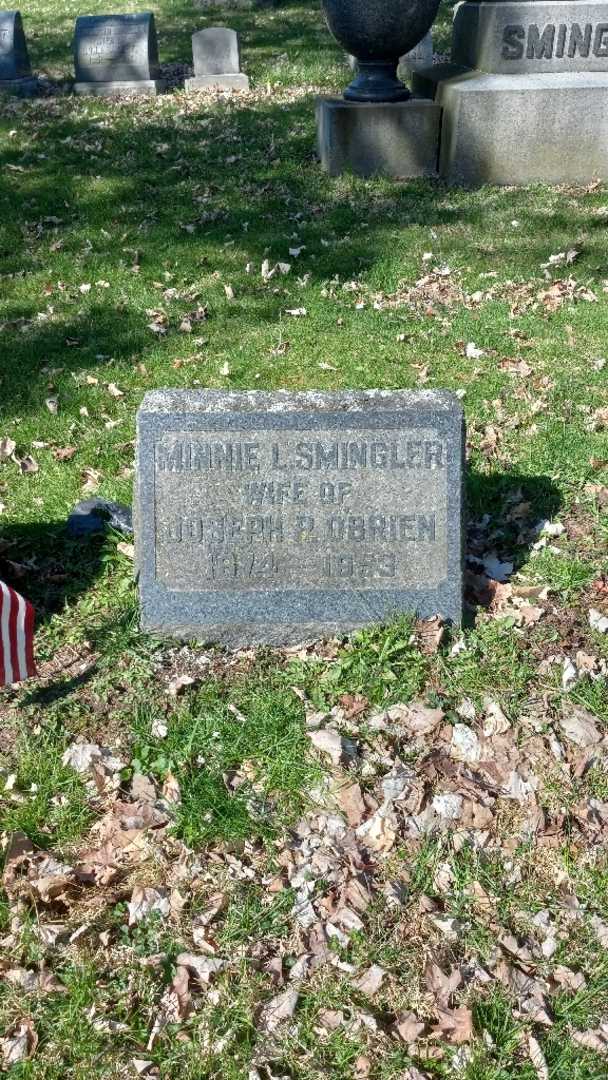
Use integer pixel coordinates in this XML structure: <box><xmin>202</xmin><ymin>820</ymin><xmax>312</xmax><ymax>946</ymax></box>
<box><xmin>73</xmin><ymin>12</ymin><xmax>165</xmax><ymax>96</ymax></box>
<box><xmin>0</xmin><ymin>10</ymin><xmax>37</xmax><ymax>94</ymax></box>
<box><xmin>135</xmin><ymin>390</ymin><xmax>464</xmax><ymax>645</ymax></box>
<box><xmin>186</xmin><ymin>26</ymin><xmax>249</xmax><ymax>90</ymax></box>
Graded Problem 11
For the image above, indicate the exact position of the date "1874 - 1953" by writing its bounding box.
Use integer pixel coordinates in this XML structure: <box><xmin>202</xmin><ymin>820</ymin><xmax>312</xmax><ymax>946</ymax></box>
<box><xmin>201</xmin><ymin>550</ymin><xmax>398</xmax><ymax>582</ymax></box>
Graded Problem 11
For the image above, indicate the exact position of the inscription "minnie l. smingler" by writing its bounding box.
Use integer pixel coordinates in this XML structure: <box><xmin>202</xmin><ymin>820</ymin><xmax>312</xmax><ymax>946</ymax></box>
<box><xmin>156</xmin><ymin>438</ymin><xmax>446</xmax><ymax>474</ymax></box>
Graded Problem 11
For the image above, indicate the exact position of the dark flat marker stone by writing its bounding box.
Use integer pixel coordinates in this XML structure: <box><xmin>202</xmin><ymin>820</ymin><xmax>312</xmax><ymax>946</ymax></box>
<box><xmin>68</xmin><ymin>498</ymin><xmax>133</xmax><ymax>537</ymax></box>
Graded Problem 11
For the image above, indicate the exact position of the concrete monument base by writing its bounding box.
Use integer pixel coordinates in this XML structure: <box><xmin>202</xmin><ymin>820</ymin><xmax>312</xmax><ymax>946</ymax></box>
<box><xmin>316</xmin><ymin>96</ymin><xmax>440</xmax><ymax>178</ymax></box>
<box><xmin>0</xmin><ymin>75</ymin><xmax>38</xmax><ymax>96</ymax></box>
<box><xmin>413</xmin><ymin>67</ymin><xmax>608</xmax><ymax>185</ymax></box>
<box><xmin>184</xmin><ymin>73</ymin><xmax>249</xmax><ymax>91</ymax></box>
<box><xmin>73</xmin><ymin>79</ymin><xmax>166</xmax><ymax>97</ymax></box>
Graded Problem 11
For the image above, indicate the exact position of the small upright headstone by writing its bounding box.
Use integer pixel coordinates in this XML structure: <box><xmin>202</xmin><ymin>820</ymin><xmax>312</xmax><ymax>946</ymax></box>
<box><xmin>346</xmin><ymin>32</ymin><xmax>433</xmax><ymax>75</ymax></box>
<box><xmin>0</xmin><ymin>10</ymin><xmax>37</xmax><ymax>95</ymax></box>
<box><xmin>185</xmin><ymin>27</ymin><xmax>249</xmax><ymax>91</ymax></box>
<box><xmin>135</xmin><ymin>389</ymin><xmax>464</xmax><ymax>645</ymax></box>
<box><xmin>73</xmin><ymin>12</ymin><xmax>165</xmax><ymax>96</ymax></box>
<box><xmin>400</xmin><ymin>30</ymin><xmax>433</xmax><ymax>73</ymax></box>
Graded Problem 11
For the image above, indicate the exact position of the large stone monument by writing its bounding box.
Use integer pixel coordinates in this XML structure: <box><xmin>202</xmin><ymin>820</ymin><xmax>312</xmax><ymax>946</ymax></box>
<box><xmin>317</xmin><ymin>0</ymin><xmax>442</xmax><ymax>178</ymax></box>
<box><xmin>413</xmin><ymin>0</ymin><xmax>608</xmax><ymax>183</ymax></box>
<box><xmin>0</xmin><ymin>10</ymin><xmax>36</xmax><ymax>95</ymax></box>
<box><xmin>73</xmin><ymin>12</ymin><xmax>165</xmax><ymax>96</ymax></box>
<box><xmin>135</xmin><ymin>390</ymin><xmax>464</xmax><ymax>646</ymax></box>
<box><xmin>185</xmin><ymin>27</ymin><xmax>249</xmax><ymax>91</ymax></box>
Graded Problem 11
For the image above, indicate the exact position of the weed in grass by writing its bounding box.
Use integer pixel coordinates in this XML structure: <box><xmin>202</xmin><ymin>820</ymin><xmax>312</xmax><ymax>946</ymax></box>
<box><xmin>530</xmin><ymin>549</ymin><xmax>596</xmax><ymax>597</ymax></box>
<box><xmin>130</xmin><ymin>677</ymin><xmax>319</xmax><ymax>846</ymax></box>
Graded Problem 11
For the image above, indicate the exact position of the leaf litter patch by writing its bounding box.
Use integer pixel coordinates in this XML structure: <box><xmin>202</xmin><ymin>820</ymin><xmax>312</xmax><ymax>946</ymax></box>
<box><xmin>2</xmin><ymin>601</ymin><xmax>608</xmax><ymax>1076</ymax></box>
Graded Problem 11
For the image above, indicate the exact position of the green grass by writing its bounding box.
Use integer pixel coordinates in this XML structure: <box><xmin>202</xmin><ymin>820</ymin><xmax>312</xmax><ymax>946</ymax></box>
<box><xmin>1</xmin><ymin>1</ymin><xmax>608</xmax><ymax>1077</ymax></box>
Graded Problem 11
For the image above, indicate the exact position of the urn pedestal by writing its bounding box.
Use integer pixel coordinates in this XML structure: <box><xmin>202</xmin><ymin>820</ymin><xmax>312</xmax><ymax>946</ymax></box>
<box><xmin>317</xmin><ymin>0</ymin><xmax>441</xmax><ymax>177</ymax></box>
<box><xmin>316</xmin><ymin>96</ymin><xmax>440</xmax><ymax>177</ymax></box>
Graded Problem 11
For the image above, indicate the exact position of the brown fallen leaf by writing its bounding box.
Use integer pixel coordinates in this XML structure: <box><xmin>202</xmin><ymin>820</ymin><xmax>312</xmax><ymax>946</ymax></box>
<box><xmin>176</xmin><ymin>953</ymin><xmax>225</xmax><ymax>985</ymax></box>
<box><xmin>424</xmin><ymin>960</ymin><xmax>462</xmax><ymax>1007</ymax></box>
<box><xmin>394</xmin><ymin>1011</ymin><xmax>427</xmax><ymax>1043</ymax></box>
<box><xmin>352</xmin><ymin>964</ymin><xmax>385</xmax><ymax>997</ymax></box>
<box><xmin>337</xmin><ymin>781</ymin><xmax>366</xmax><ymax>826</ymax></box>
<box><xmin>162</xmin><ymin>772</ymin><xmax>181</xmax><ymax>805</ymax></box>
<box><xmin>389</xmin><ymin>699</ymin><xmax>444</xmax><ymax>735</ymax></box>
<box><xmin>18</xmin><ymin>455</ymin><xmax>39</xmax><ymax>475</ymax></box>
<box><xmin>167</xmin><ymin>674</ymin><xmax>195</xmax><ymax>697</ymax></box>
<box><xmin>0</xmin><ymin>1018</ymin><xmax>38</xmax><ymax>1067</ymax></box>
<box><xmin>354</xmin><ymin>1055</ymin><xmax>371</xmax><ymax>1078</ymax></box>
<box><xmin>127</xmin><ymin>886</ymin><xmax>170</xmax><ymax>926</ymax></box>
<box><xmin>551</xmin><ymin>965</ymin><xmax>586</xmax><ymax>991</ymax></box>
<box><xmin>528</xmin><ymin>1034</ymin><xmax>549</xmax><ymax>1080</ymax></box>
<box><xmin>259</xmin><ymin>988</ymin><xmax>299</xmax><ymax>1033</ymax></box>
<box><xmin>308</xmin><ymin>728</ymin><xmax>357</xmax><ymax>766</ymax></box>
<box><xmin>147</xmin><ymin>965</ymin><xmax>190</xmax><ymax>1049</ymax></box>
<box><xmin>0</xmin><ymin>436</ymin><xmax>16</xmax><ymax>460</ymax></box>
<box><xmin>571</xmin><ymin>1029</ymin><xmax>608</xmax><ymax>1054</ymax></box>
<box><xmin>356</xmin><ymin>807</ymin><xmax>397</xmax><ymax>854</ymax></box>
<box><xmin>433</xmin><ymin>1005</ymin><xmax>473</xmax><ymax>1044</ymax></box>
<box><xmin>53</xmin><ymin>446</ymin><xmax>77</xmax><ymax>461</ymax></box>
<box><xmin>559</xmin><ymin>705</ymin><xmax>602</xmax><ymax>748</ymax></box>
<box><xmin>81</xmin><ymin>468</ymin><xmax>101</xmax><ymax>493</ymax></box>
<box><xmin>117</xmin><ymin>541</ymin><xmax>134</xmax><ymax>560</ymax></box>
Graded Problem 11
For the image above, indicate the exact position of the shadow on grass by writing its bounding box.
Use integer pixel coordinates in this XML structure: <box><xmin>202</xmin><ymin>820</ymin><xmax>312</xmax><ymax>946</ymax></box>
<box><xmin>0</xmin><ymin>520</ymin><xmax>107</xmax><ymax>620</ymax></box>
<box><xmin>3</xmin><ymin>81</ymin><xmax>604</xmax><ymax>417</ymax></box>
<box><xmin>24</xmin><ymin>0</ymin><xmax>338</xmax><ymax>79</ymax></box>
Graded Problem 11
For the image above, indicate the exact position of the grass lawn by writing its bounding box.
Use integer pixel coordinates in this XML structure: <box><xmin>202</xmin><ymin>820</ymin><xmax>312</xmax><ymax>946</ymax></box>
<box><xmin>1</xmin><ymin>1</ymin><xmax>608</xmax><ymax>1077</ymax></box>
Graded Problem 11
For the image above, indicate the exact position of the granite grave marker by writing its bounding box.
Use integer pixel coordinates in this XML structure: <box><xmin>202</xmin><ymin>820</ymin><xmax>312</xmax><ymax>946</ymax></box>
<box><xmin>135</xmin><ymin>390</ymin><xmax>464</xmax><ymax>645</ymax></box>
<box><xmin>185</xmin><ymin>26</ymin><xmax>249</xmax><ymax>90</ymax></box>
<box><xmin>74</xmin><ymin>12</ymin><xmax>165</xmax><ymax>96</ymax></box>
<box><xmin>0</xmin><ymin>10</ymin><xmax>36</xmax><ymax>95</ymax></box>
<box><xmin>413</xmin><ymin>0</ymin><xmax>608</xmax><ymax>183</ymax></box>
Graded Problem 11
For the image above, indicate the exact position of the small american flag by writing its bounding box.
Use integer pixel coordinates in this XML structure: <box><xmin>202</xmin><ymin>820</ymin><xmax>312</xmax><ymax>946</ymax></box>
<box><xmin>0</xmin><ymin>580</ymin><xmax>36</xmax><ymax>687</ymax></box>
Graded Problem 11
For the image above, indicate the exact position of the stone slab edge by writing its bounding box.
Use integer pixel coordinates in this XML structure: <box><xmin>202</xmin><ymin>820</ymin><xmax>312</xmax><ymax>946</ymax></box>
<box><xmin>184</xmin><ymin>73</ymin><xmax>249</xmax><ymax>90</ymax></box>
<box><xmin>0</xmin><ymin>76</ymin><xmax>38</xmax><ymax>96</ymax></box>
<box><xmin>434</xmin><ymin>70</ymin><xmax>608</xmax><ymax>185</ymax></box>
<box><xmin>73</xmin><ymin>79</ymin><xmax>166</xmax><ymax>96</ymax></box>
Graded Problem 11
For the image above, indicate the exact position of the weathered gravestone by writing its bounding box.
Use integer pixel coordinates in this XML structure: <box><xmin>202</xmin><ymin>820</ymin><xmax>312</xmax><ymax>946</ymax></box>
<box><xmin>401</xmin><ymin>29</ymin><xmax>433</xmax><ymax>72</ymax></box>
<box><xmin>185</xmin><ymin>26</ymin><xmax>249</xmax><ymax>90</ymax></box>
<box><xmin>135</xmin><ymin>390</ymin><xmax>464</xmax><ymax>645</ymax></box>
<box><xmin>413</xmin><ymin>0</ymin><xmax>608</xmax><ymax>183</ymax></box>
<box><xmin>347</xmin><ymin>32</ymin><xmax>434</xmax><ymax>75</ymax></box>
<box><xmin>73</xmin><ymin>12</ymin><xmax>165</xmax><ymax>96</ymax></box>
<box><xmin>0</xmin><ymin>10</ymin><xmax>37</xmax><ymax>95</ymax></box>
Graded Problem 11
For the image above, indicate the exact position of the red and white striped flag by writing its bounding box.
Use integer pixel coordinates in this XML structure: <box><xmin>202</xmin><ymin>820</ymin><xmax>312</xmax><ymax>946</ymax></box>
<box><xmin>0</xmin><ymin>581</ymin><xmax>36</xmax><ymax>686</ymax></box>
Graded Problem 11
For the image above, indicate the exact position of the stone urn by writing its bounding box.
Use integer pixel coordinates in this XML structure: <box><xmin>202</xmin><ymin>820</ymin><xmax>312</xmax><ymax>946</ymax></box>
<box><xmin>321</xmin><ymin>0</ymin><xmax>440</xmax><ymax>102</ymax></box>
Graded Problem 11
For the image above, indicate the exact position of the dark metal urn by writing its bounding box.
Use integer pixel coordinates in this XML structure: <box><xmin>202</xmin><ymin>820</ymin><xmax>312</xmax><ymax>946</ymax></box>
<box><xmin>321</xmin><ymin>0</ymin><xmax>440</xmax><ymax>102</ymax></box>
